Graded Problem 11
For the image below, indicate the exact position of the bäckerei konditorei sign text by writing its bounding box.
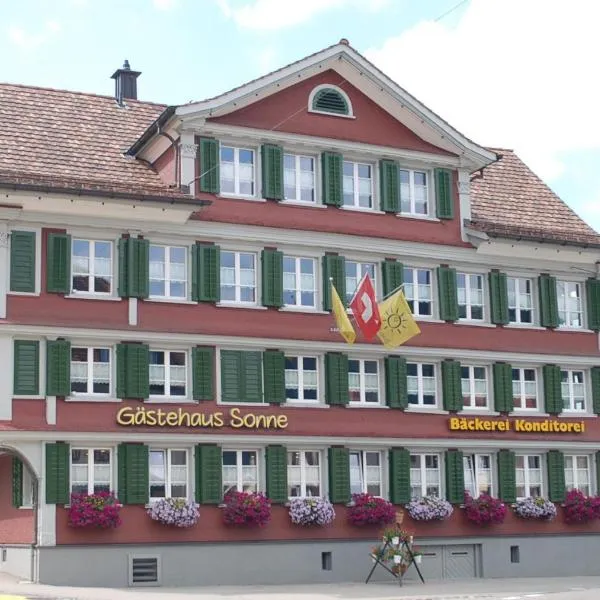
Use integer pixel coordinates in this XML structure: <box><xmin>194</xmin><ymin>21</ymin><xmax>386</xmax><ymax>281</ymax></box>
<box><xmin>448</xmin><ymin>416</ymin><xmax>586</xmax><ymax>433</ymax></box>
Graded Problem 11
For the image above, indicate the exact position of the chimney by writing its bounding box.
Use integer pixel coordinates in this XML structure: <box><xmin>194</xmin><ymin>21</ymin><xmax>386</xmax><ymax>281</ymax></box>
<box><xmin>111</xmin><ymin>59</ymin><xmax>141</xmax><ymax>105</ymax></box>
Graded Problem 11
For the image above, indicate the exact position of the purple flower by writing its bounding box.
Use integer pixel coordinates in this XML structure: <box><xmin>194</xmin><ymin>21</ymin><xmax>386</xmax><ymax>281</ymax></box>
<box><xmin>513</xmin><ymin>496</ymin><xmax>557</xmax><ymax>520</ymax></box>
<box><xmin>147</xmin><ymin>498</ymin><xmax>200</xmax><ymax>528</ymax></box>
<box><xmin>406</xmin><ymin>496</ymin><xmax>453</xmax><ymax>521</ymax></box>
<box><xmin>289</xmin><ymin>498</ymin><xmax>335</xmax><ymax>526</ymax></box>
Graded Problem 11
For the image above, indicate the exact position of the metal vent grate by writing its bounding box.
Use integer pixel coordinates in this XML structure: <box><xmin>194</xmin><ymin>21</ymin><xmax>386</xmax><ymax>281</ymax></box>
<box><xmin>129</xmin><ymin>555</ymin><xmax>161</xmax><ymax>586</ymax></box>
<box><xmin>312</xmin><ymin>89</ymin><xmax>348</xmax><ymax>115</ymax></box>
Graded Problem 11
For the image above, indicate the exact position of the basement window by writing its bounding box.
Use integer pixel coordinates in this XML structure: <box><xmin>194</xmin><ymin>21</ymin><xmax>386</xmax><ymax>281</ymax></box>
<box><xmin>309</xmin><ymin>85</ymin><xmax>353</xmax><ymax>117</ymax></box>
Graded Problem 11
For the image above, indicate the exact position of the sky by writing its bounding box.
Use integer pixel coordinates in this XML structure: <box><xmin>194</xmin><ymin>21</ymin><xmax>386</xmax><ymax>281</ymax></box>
<box><xmin>1</xmin><ymin>0</ymin><xmax>599</xmax><ymax>234</ymax></box>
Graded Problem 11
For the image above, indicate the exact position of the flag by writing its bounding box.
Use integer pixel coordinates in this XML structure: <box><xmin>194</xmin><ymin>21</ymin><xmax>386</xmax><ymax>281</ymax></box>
<box><xmin>376</xmin><ymin>288</ymin><xmax>421</xmax><ymax>349</ymax></box>
<box><xmin>331</xmin><ymin>281</ymin><xmax>356</xmax><ymax>344</ymax></box>
<box><xmin>349</xmin><ymin>272</ymin><xmax>381</xmax><ymax>340</ymax></box>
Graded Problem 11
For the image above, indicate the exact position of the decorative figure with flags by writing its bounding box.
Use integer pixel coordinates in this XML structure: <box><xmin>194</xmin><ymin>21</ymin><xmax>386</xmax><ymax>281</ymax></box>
<box><xmin>330</xmin><ymin>273</ymin><xmax>420</xmax><ymax>349</ymax></box>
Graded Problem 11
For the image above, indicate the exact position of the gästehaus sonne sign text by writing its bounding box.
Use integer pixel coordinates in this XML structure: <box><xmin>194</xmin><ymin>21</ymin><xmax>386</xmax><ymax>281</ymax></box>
<box><xmin>448</xmin><ymin>417</ymin><xmax>586</xmax><ymax>433</ymax></box>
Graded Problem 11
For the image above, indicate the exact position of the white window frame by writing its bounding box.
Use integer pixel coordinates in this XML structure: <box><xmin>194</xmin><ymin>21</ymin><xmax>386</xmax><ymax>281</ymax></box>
<box><xmin>149</xmin><ymin>448</ymin><xmax>189</xmax><ymax>501</ymax></box>
<box><xmin>461</xmin><ymin>365</ymin><xmax>489</xmax><ymax>410</ymax></box>
<box><xmin>342</xmin><ymin>160</ymin><xmax>374</xmax><ymax>210</ymax></box>
<box><xmin>70</xmin><ymin>346</ymin><xmax>111</xmax><ymax>398</ymax></box>
<box><xmin>403</xmin><ymin>267</ymin><xmax>434</xmax><ymax>317</ymax></box>
<box><xmin>219</xmin><ymin>144</ymin><xmax>256</xmax><ymax>198</ymax></box>
<box><xmin>507</xmin><ymin>276</ymin><xmax>535</xmax><ymax>325</ymax></box>
<box><xmin>149</xmin><ymin>349</ymin><xmax>188</xmax><ymax>399</ymax></box>
<box><xmin>149</xmin><ymin>244</ymin><xmax>188</xmax><ymax>300</ymax></box>
<box><xmin>565</xmin><ymin>455</ymin><xmax>592</xmax><ymax>495</ymax></box>
<box><xmin>285</xmin><ymin>355</ymin><xmax>319</xmax><ymax>403</ymax></box>
<box><xmin>399</xmin><ymin>168</ymin><xmax>431</xmax><ymax>216</ymax></box>
<box><xmin>561</xmin><ymin>369</ymin><xmax>586</xmax><ymax>413</ymax></box>
<box><xmin>219</xmin><ymin>250</ymin><xmax>258</xmax><ymax>305</ymax></box>
<box><xmin>511</xmin><ymin>367</ymin><xmax>539</xmax><ymax>411</ymax></box>
<box><xmin>348</xmin><ymin>358</ymin><xmax>381</xmax><ymax>405</ymax></box>
<box><xmin>516</xmin><ymin>454</ymin><xmax>544</xmax><ymax>499</ymax></box>
<box><xmin>221</xmin><ymin>449</ymin><xmax>260</xmax><ymax>496</ymax></box>
<box><xmin>283</xmin><ymin>153</ymin><xmax>317</xmax><ymax>203</ymax></box>
<box><xmin>407</xmin><ymin>362</ymin><xmax>437</xmax><ymax>408</ymax></box>
<box><xmin>349</xmin><ymin>450</ymin><xmax>384</xmax><ymax>497</ymax></box>
<box><xmin>282</xmin><ymin>255</ymin><xmax>317</xmax><ymax>309</ymax></box>
<box><xmin>345</xmin><ymin>260</ymin><xmax>378</xmax><ymax>304</ymax></box>
<box><xmin>557</xmin><ymin>280</ymin><xmax>584</xmax><ymax>328</ymax></box>
<box><xmin>308</xmin><ymin>84</ymin><xmax>354</xmax><ymax>118</ymax></box>
<box><xmin>287</xmin><ymin>450</ymin><xmax>322</xmax><ymax>498</ymax></box>
<box><xmin>21</xmin><ymin>466</ymin><xmax>34</xmax><ymax>508</ymax></box>
<box><xmin>463</xmin><ymin>453</ymin><xmax>494</xmax><ymax>497</ymax></box>
<box><xmin>409</xmin><ymin>452</ymin><xmax>441</xmax><ymax>499</ymax></box>
<box><xmin>457</xmin><ymin>272</ymin><xmax>485</xmax><ymax>321</ymax></box>
<box><xmin>70</xmin><ymin>447</ymin><xmax>112</xmax><ymax>495</ymax></box>
<box><xmin>71</xmin><ymin>239</ymin><xmax>113</xmax><ymax>296</ymax></box>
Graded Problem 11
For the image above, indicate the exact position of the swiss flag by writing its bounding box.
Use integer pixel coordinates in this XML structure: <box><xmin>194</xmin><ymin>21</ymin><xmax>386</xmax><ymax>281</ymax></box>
<box><xmin>349</xmin><ymin>273</ymin><xmax>381</xmax><ymax>340</ymax></box>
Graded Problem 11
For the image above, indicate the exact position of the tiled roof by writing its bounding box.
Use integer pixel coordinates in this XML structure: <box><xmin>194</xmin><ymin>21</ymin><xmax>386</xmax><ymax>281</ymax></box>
<box><xmin>470</xmin><ymin>149</ymin><xmax>600</xmax><ymax>247</ymax></box>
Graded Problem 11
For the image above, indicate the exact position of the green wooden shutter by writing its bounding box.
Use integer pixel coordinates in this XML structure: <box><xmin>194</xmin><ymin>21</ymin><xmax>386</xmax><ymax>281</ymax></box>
<box><xmin>445</xmin><ymin>450</ymin><xmax>464</xmax><ymax>504</ymax></box>
<box><xmin>243</xmin><ymin>351</ymin><xmax>263</xmax><ymax>403</ymax></box>
<box><xmin>389</xmin><ymin>447</ymin><xmax>411</xmax><ymax>504</ymax></box>
<box><xmin>220</xmin><ymin>350</ymin><xmax>263</xmax><ymax>403</ymax></box>
<box><xmin>437</xmin><ymin>266</ymin><xmax>459</xmax><ymax>321</ymax></box>
<box><xmin>321</xmin><ymin>152</ymin><xmax>343</xmax><ymax>207</ymax></box>
<box><xmin>10</xmin><ymin>231</ymin><xmax>36</xmax><ymax>293</ymax></box>
<box><xmin>46</xmin><ymin>442</ymin><xmax>69</xmax><ymax>504</ymax></box>
<box><xmin>261</xmin><ymin>249</ymin><xmax>283</xmax><ymax>308</ymax></box>
<box><xmin>261</xmin><ymin>144</ymin><xmax>284</xmax><ymax>200</ymax></box>
<box><xmin>489</xmin><ymin>271</ymin><xmax>509</xmax><ymax>325</ymax></box>
<box><xmin>118</xmin><ymin>238</ymin><xmax>149</xmax><ymax>299</ymax></box>
<box><xmin>265</xmin><ymin>445</ymin><xmax>288</xmax><ymax>504</ymax></box>
<box><xmin>381</xmin><ymin>259</ymin><xmax>403</xmax><ymax>297</ymax></box>
<box><xmin>116</xmin><ymin>343</ymin><xmax>149</xmax><ymax>399</ymax></box>
<box><xmin>435</xmin><ymin>169</ymin><xmax>453</xmax><ymax>219</ymax></box>
<box><xmin>328</xmin><ymin>447</ymin><xmax>350</xmax><ymax>504</ymax></box>
<box><xmin>442</xmin><ymin>359</ymin><xmax>462</xmax><ymax>412</ymax></box>
<box><xmin>493</xmin><ymin>362</ymin><xmax>514</xmax><ymax>413</ymax></box>
<box><xmin>13</xmin><ymin>340</ymin><xmax>39</xmax><ymax>396</ymax></box>
<box><xmin>263</xmin><ymin>350</ymin><xmax>285</xmax><ymax>405</ymax></box>
<box><xmin>117</xmin><ymin>443</ymin><xmax>149</xmax><ymax>505</ymax></box>
<box><xmin>195</xmin><ymin>444</ymin><xmax>222</xmax><ymax>504</ymax></box>
<box><xmin>192</xmin><ymin>243</ymin><xmax>220</xmax><ymax>303</ymax></box>
<box><xmin>591</xmin><ymin>367</ymin><xmax>600</xmax><ymax>415</ymax></box>
<box><xmin>586</xmin><ymin>278</ymin><xmax>600</xmax><ymax>331</ymax></box>
<box><xmin>379</xmin><ymin>160</ymin><xmax>399</xmax><ymax>213</ymax></box>
<box><xmin>46</xmin><ymin>339</ymin><xmax>71</xmax><ymax>397</ymax></box>
<box><xmin>12</xmin><ymin>457</ymin><xmax>23</xmax><ymax>508</ymax></box>
<box><xmin>46</xmin><ymin>233</ymin><xmax>71</xmax><ymax>294</ymax></box>
<box><xmin>497</xmin><ymin>449</ymin><xmax>516</xmax><ymax>503</ymax></box>
<box><xmin>322</xmin><ymin>254</ymin><xmax>346</xmax><ymax>311</ymax></box>
<box><xmin>325</xmin><ymin>352</ymin><xmax>349</xmax><ymax>406</ymax></box>
<box><xmin>117</xmin><ymin>237</ymin><xmax>128</xmax><ymax>298</ymax></box>
<box><xmin>539</xmin><ymin>274</ymin><xmax>559</xmax><ymax>328</ymax></box>
<box><xmin>543</xmin><ymin>364</ymin><xmax>562</xmax><ymax>415</ymax></box>
<box><xmin>385</xmin><ymin>356</ymin><xmax>407</xmax><ymax>409</ymax></box>
<box><xmin>199</xmin><ymin>137</ymin><xmax>219</xmax><ymax>194</ymax></box>
<box><xmin>192</xmin><ymin>346</ymin><xmax>214</xmax><ymax>401</ymax></box>
<box><xmin>547</xmin><ymin>450</ymin><xmax>566</xmax><ymax>503</ymax></box>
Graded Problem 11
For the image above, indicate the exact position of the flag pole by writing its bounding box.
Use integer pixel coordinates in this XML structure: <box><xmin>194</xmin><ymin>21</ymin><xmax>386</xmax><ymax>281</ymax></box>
<box><xmin>380</xmin><ymin>282</ymin><xmax>406</xmax><ymax>302</ymax></box>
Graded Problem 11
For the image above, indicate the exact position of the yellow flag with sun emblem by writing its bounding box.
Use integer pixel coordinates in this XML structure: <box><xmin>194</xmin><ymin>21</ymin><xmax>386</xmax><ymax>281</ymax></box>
<box><xmin>376</xmin><ymin>288</ymin><xmax>420</xmax><ymax>348</ymax></box>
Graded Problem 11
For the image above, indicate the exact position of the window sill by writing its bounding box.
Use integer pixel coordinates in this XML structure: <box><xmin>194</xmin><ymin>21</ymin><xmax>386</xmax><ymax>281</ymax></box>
<box><xmin>559</xmin><ymin>412</ymin><xmax>595</xmax><ymax>419</ymax></box>
<box><xmin>278</xmin><ymin>306</ymin><xmax>329</xmax><ymax>315</ymax></box>
<box><xmin>218</xmin><ymin>194</ymin><xmax>266</xmax><ymax>203</ymax></box>
<box><xmin>218</xmin><ymin>401</ymin><xmax>269</xmax><ymax>407</ymax></box>
<box><xmin>511</xmin><ymin>410</ymin><xmax>548</xmax><ymax>417</ymax></box>
<box><xmin>505</xmin><ymin>323</ymin><xmax>545</xmax><ymax>330</ymax></box>
<box><xmin>13</xmin><ymin>395</ymin><xmax>45</xmax><ymax>401</ymax></box>
<box><xmin>456</xmin><ymin>320</ymin><xmax>496</xmax><ymax>328</ymax></box>
<box><xmin>18</xmin><ymin>505</ymin><xmax>34</xmax><ymax>511</ymax></box>
<box><xmin>284</xmin><ymin>402</ymin><xmax>329</xmax><ymax>409</ymax></box>
<box><xmin>145</xmin><ymin>398</ymin><xmax>196</xmax><ymax>404</ymax></box>
<box><xmin>65</xmin><ymin>396</ymin><xmax>121</xmax><ymax>403</ymax></box>
<box><xmin>146</xmin><ymin>297</ymin><xmax>197</xmax><ymax>305</ymax></box>
<box><xmin>279</xmin><ymin>200</ymin><xmax>326</xmax><ymax>209</ymax></box>
<box><xmin>405</xmin><ymin>407</ymin><xmax>446</xmax><ymax>415</ymax></box>
<box><xmin>8</xmin><ymin>291</ymin><xmax>40</xmax><ymax>297</ymax></box>
<box><xmin>395</xmin><ymin>213</ymin><xmax>440</xmax><ymax>223</ymax></box>
<box><xmin>339</xmin><ymin>206</ymin><xmax>384</xmax><ymax>215</ymax></box>
<box><xmin>66</xmin><ymin>294</ymin><xmax>121</xmax><ymax>302</ymax></box>
<box><xmin>556</xmin><ymin>327</ymin><xmax>593</xmax><ymax>334</ymax></box>
<box><xmin>459</xmin><ymin>410</ymin><xmax>500</xmax><ymax>416</ymax></box>
<box><xmin>216</xmin><ymin>303</ymin><xmax>268</xmax><ymax>310</ymax></box>
<box><xmin>347</xmin><ymin>403</ymin><xmax>388</xmax><ymax>409</ymax></box>
<box><xmin>308</xmin><ymin>108</ymin><xmax>356</xmax><ymax>120</ymax></box>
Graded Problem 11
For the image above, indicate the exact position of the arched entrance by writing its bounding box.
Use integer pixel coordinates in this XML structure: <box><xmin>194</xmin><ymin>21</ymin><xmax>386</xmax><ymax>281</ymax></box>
<box><xmin>0</xmin><ymin>446</ymin><xmax>38</xmax><ymax>582</ymax></box>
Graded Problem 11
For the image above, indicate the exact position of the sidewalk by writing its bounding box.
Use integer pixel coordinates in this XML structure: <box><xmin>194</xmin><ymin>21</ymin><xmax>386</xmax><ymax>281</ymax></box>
<box><xmin>2</xmin><ymin>574</ymin><xmax>600</xmax><ymax>600</ymax></box>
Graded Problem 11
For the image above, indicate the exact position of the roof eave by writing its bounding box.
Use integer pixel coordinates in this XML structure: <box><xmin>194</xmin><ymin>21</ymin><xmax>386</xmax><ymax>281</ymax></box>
<box><xmin>126</xmin><ymin>105</ymin><xmax>178</xmax><ymax>156</ymax></box>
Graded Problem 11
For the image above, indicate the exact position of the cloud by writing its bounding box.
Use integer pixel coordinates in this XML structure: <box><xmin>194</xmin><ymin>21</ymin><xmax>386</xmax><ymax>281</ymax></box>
<box><xmin>153</xmin><ymin>0</ymin><xmax>177</xmax><ymax>10</ymax></box>
<box><xmin>7</xmin><ymin>20</ymin><xmax>61</xmax><ymax>50</ymax></box>
<box><xmin>217</xmin><ymin>0</ymin><xmax>390</xmax><ymax>30</ymax></box>
<box><xmin>365</xmin><ymin>0</ymin><xmax>600</xmax><ymax>183</ymax></box>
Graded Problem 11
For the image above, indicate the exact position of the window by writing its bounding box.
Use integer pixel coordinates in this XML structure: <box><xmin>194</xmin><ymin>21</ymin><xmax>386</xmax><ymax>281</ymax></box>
<box><xmin>21</xmin><ymin>467</ymin><xmax>34</xmax><ymax>508</ymax></box>
<box><xmin>463</xmin><ymin>454</ymin><xmax>493</xmax><ymax>497</ymax></box>
<box><xmin>512</xmin><ymin>368</ymin><xmax>538</xmax><ymax>410</ymax></box>
<box><xmin>310</xmin><ymin>86</ymin><xmax>351</xmax><ymax>116</ymax></box>
<box><xmin>350</xmin><ymin>451</ymin><xmax>382</xmax><ymax>496</ymax></box>
<box><xmin>220</xmin><ymin>251</ymin><xmax>256</xmax><ymax>304</ymax></box>
<box><xmin>400</xmin><ymin>170</ymin><xmax>429</xmax><ymax>216</ymax></box>
<box><xmin>283</xmin><ymin>256</ymin><xmax>316</xmax><ymax>308</ymax></box>
<box><xmin>508</xmin><ymin>277</ymin><xmax>534</xmax><ymax>324</ymax></box>
<box><xmin>222</xmin><ymin>450</ymin><xmax>258</xmax><ymax>496</ymax></box>
<box><xmin>407</xmin><ymin>363</ymin><xmax>436</xmax><ymax>407</ymax></box>
<box><xmin>70</xmin><ymin>448</ymin><xmax>111</xmax><ymax>494</ymax></box>
<box><xmin>557</xmin><ymin>281</ymin><xmax>583</xmax><ymax>328</ymax></box>
<box><xmin>565</xmin><ymin>455</ymin><xmax>591</xmax><ymax>495</ymax></box>
<box><xmin>149</xmin><ymin>350</ymin><xmax>186</xmax><ymax>397</ymax></box>
<box><xmin>70</xmin><ymin>347</ymin><xmax>111</xmax><ymax>396</ymax></box>
<box><xmin>516</xmin><ymin>454</ymin><xmax>543</xmax><ymax>498</ymax></box>
<box><xmin>461</xmin><ymin>366</ymin><xmax>488</xmax><ymax>409</ymax></box>
<box><xmin>348</xmin><ymin>359</ymin><xmax>379</xmax><ymax>404</ymax></box>
<box><xmin>149</xmin><ymin>245</ymin><xmax>187</xmax><ymax>299</ymax></box>
<box><xmin>220</xmin><ymin>146</ymin><xmax>255</xmax><ymax>196</ymax></box>
<box><xmin>343</xmin><ymin>162</ymin><xmax>373</xmax><ymax>209</ymax></box>
<box><xmin>345</xmin><ymin>261</ymin><xmax>376</xmax><ymax>304</ymax></box>
<box><xmin>71</xmin><ymin>239</ymin><xmax>112</xmax><ymax>294</ymax></box>
<box><xmin>457</xmin><ymin>273</ymin><xmax>484</xmax><ymax>320</ymax></box>
<box><xmin>149</xmin><ymin>449</ymin><xmax>188</xmax><ymax>499</ymax></box>
<box><xmin>561</xmin><ymin>370</ymin><xmax>586</xmax><ymax>412</ymax></box>
<box><xmin>410</xmin><ymin>453</ymin><xmax>441</xmax><ymax>499</ymax></box>
<box><xmin>285</xmin><ymin>356</ymin><xmax>318</xmax><ymax>402</ymax></box>
<box><xmin>288</xmin><ymin>450</ymin><xmax>320</xmax><ymax>497</ymax></box>
<box><xmin>404</xmin><ymin>268</ymin><xmax>433</xmax><ymax>317</ymax></box>
<box><xmin>283</xmin><ymin>154</ymin><xmax>315</xmax><ymax>203</ymax></box>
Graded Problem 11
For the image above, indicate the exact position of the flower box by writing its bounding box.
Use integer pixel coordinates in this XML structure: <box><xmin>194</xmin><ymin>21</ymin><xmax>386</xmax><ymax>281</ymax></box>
<box><xmin>147</xmin><ymin>498</ymin><xmax>200</xmax><ymax>528</ymax></box>
<box><xmin>67</xmin><ymin>491</ymin><xmax>122</xmax><ymax>529</ymax></box>
<box><xmin>562</xmin><ymin>489</ymin><xmax>600</xmax><ymax>524</ymax></box>
<box><xmin>222</xmin><ymin>491</ymin><xmax>271</xmax><ymax>527</ymax></box>
<box><xmin>289</xmin><ymin>497</ymin><xmax>335</xmax><ymax>526</ymax></box>
<box><xmin>406</xmin><ymin>496</ymin><xmax>453</xmax><ymax>521</ymax></box>
<box><xmin>463</xmin><ymin>493</ymin><xmax>507</xmax><ymax>526</ymax></box>
<box><xmin>513</xmin><ymin>496</ymin><xmax>557</xmax><ymax>520</ymax></box>
<box><xmin>347</xmin><ymin>493</ymin><xmax>395</xmax><ymax>526</ymax></box>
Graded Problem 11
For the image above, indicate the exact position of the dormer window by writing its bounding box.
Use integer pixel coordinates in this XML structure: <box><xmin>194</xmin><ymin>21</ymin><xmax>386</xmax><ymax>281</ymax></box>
<box><xmin>309</xmin><ymin>85</ymin><xmax>353</xmax><ymax>117</ymax></box>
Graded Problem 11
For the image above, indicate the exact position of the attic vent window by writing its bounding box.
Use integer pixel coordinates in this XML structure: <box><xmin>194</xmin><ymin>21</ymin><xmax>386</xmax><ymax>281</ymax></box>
<box><xmin>309</xmin><ymin>85</ymin><xmax>353</xmax><ymax>117</ymax></box>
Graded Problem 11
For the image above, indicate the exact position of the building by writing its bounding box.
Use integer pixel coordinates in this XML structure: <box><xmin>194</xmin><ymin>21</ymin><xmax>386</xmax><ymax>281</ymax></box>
<box><xmin>0</xmin><ymin>41</ymin><xmax>599</xmax><ymax>588</ymax></box>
